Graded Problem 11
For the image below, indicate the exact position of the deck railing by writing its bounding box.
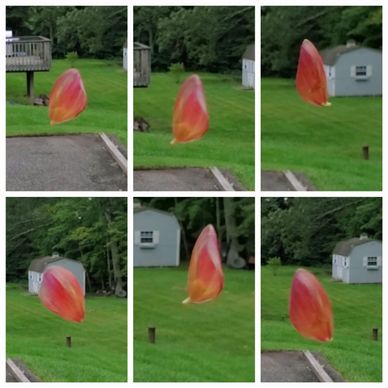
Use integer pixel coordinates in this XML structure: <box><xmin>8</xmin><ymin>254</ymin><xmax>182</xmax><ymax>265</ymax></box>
<box><xmin>6</xmin><ymin>36</ymin><xmax>51</xmax><ymax>72</ymax></box>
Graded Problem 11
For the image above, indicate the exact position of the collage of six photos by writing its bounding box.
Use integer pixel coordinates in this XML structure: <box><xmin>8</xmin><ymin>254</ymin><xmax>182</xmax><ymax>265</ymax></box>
<box><xmin>2</xmin><ymin>2</ymin><xmax>383</xmax><ymax>384</ymax></box>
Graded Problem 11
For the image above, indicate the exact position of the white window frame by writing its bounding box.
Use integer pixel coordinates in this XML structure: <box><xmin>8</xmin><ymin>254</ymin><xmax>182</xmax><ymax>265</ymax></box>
<box><xmin>135</xmin><ymin>230</ymin><xmax>159</xmax><ymax>249</ymax></box>
<box><xmin>351</xmin><ymin>64</ymin><xmax>372</xmax><ymax>80</ymax></box>
<box><xmin>366</xmin><ymin>256</ymin><xmax>378</xmax><ymax>269</ymax></box>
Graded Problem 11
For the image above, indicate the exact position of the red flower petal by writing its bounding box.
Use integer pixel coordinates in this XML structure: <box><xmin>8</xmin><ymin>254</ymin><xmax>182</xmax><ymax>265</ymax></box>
<box><xmin>172</xmin><ymin>74</ymin><xmax>209</xmax><ymax>144</ymax></box>
<box><xmin>49</xmin><ymin>69</ymin><xmax>87</xmax><ymax>125</ymax></box>
<box><xmin>296</xmin><ymin>39</ymin><xmax>330</xmax><ymax>106</ymax></box>
<box><xmin>289</xmin><ymin>268</ymin><xmax>333</xmax><ymax>342</ymax></box>
<box><xmin>39</xmin><ymin>266</ymin><xmax>85</xmax><ymax>323</ymax></box>
<box><xmin>183</xmin><ymin>225</ymin><xmax>224</xmax><ymax>304</ymax></box>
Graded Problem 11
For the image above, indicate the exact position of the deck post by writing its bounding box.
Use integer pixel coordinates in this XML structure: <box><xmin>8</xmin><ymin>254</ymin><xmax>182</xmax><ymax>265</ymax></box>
<box><xmin>26</xmin><ymin>71</ymin><xmax>34</xmax><ymax>98</ymax></box>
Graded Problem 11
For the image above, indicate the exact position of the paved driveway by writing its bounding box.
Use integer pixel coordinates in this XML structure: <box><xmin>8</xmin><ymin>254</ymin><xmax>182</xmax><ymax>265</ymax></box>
<box><xmin>7</xmin><ymin>134</ymin><xmax>127</xmax><ymax>191</ymax></box>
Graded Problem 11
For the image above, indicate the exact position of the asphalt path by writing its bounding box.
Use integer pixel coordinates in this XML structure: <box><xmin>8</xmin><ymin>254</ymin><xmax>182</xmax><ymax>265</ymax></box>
<box><xmin>7</xmin><ymin>134</ymin><xmax>127</xmax><ymax>191</ymax></box>
<box><xmin>134</xmin><ymin>167</ymin><xmax>243</xmax><ymax>191</ymax></box>
<box><xmin>261</xmin><ymin>170</ymin><xmax>315</xmax><ymax>191</ymax></box>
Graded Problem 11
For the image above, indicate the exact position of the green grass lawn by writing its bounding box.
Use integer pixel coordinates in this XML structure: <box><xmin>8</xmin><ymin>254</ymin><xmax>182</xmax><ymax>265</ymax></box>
<box><xmin>6</xmin><ymin>59</ymin><xmax>127</xmax><ymax>145</ymax></box>
<box><xmin>261</xmin><ymin>78</ymin><xmax>382</xmax><ymax>190</ymax></box>
<box><xmin>6</xmin><ymin>283</ymin><xmax>127</xmax><ymax>382</ymax></box>
<box><xmin>134</xmin><ymin>73</ymin><xmax>255</xmax><ymax>190</ymax></box>
<box><xmin>134</xmin><ymin>267</ymin><xmax>255</xmax><ymax>382</ymax></box>
<box><xmin>261</xmin><ymin>265</ymin><xmax>382</xmax><ymax>382</ymax></box>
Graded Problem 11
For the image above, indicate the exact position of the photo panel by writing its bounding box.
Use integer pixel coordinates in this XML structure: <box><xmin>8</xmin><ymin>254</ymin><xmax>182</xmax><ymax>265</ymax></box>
<box><xmin>5</xmin><ymin>6</ymin><xmax>128</xmax><ymax>191</ymax></box>
<box><xmin>133</xmin><ymin>196</ymin><xmax>255</xmax><ymax>382</ymax></box>
<box><xmin>6</xmin><ymin>197</ymin><xmax>128</xmax><ymax>382</ymax></box>
<box><xmin>261</xmin><ymin>6</ymin><xmax>382</xmax><ymax>191</ymax></box>
<box><xmin>261</xmin><ymin>197</ymin><xmax>382</xmax><ymax>382</ymax></box>
<box><xmin>133</xmin><ymin>6</ymin><xmax>255</xmax><ymax>191</ymax></box>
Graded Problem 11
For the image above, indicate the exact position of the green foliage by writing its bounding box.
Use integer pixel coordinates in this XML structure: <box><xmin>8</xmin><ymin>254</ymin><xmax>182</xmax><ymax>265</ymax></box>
<box><xmin>261</xmin><ymin>78</ymin><xmax>382</xmax><ymax>190</ymax></box>
<box><xmin>261</xmin><ymin>265</ymin><xmax>382</xmax><ymax>381</ymax></box>
<box><xmin>6</xmin><ymin>198</ymin><xmax>127</xmax><ymax>292</ymax></box>
<box><xmin>6</xmin><ymin>6</ymin><xmax>127</xmax><ymax>59</ymax></box>
<box><xmin>267</xmin><ymin>257</ymin><xmax>281</xmax><ymax>276</ymax></box>
<box><xmin>169</xmin><ymin>62</ymin><xmax>185</xmax><ymax>83</ymax></box>
<box><xmin>261</xmin><ymin>198</ymin><xmax>382</xmax><ymax>266</ymax></box>
<box><xmin>134</xmin><ymin>72</ymin><xmax>254</xmax><ymax>189</ymax></box>
<box><xmin>134</xmin><ymin>6</ymin><xmax>254</xmax><ymax>72</ymax></box>
<box><xmin>7</xmin><ymin>284</ymin><xmax>127</xmax><ymax>382</ymax></box>
<box><xmin>261</xmin><ymin>6</ymin><xmax>382</xmax><ymax>77</ymax></box>
<box><xmin>65</xmin><ymin>51</ymin><xmax>78</xmax><ymax>67</ymax></box>
<box><xmin>6</xmin><ymin>59</ymin><xmax>127</xmax><ymax>145</ymax></box>
<box><xmin>134</xmin><ymin>267</ymin><xmax>254</xmax><ymax>381</ymax></box>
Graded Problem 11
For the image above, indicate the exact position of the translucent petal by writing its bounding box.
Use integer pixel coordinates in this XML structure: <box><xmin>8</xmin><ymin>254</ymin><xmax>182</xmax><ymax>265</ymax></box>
<box><xmin>289</xmin><ymin>268</ymin><xmax>333</xmax><ymax>341</ymax></box>
<box><xmin>183</xmin><ymin>225</ymin><xmax>224</xmax><ymax>304</ymax></box>
<box><xmin>49</xmin><ymin>69</ymin><xmax>87</xmax><ymax>125</ymax></box>
<box><xmin>172</xmin><ymin>74</ymin><xmax>209</xmax><ymax>144</ymax></box>
<box><xmin>39</xmin><ymin>266</ymin><xmax>85</xmax><ymax>323</ymax></box>
<box><xmin>296</xmin><ymin>39</ymin><xmax>330</xmax><ymax>106</ymax></box>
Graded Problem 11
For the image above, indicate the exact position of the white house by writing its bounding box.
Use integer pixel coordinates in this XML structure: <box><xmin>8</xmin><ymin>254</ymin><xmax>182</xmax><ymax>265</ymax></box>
<box><xmin>320</xmin><ymin>41</ymin><xmax>382</xmax><ymax>97</ymax></box>
<box><xmin>123</xmin><ymin>40</ymin><xmax>127</xmax><ymax>71</ymax></box>
<box><xmin>242</xmin><ymin>43</ymin><xmax>254</xmax><ymax>89</ymax></box>
<box><xmin>28</xmin><ymin>254</ymin><xmax>86</xmax><ymax>295</ymax></box>
<box><xmin>134</xmin><ymin>207</ymin><xmax>181</xmax><ymax>267</ymax></box>
<box><xmin>332</xmin><ymin>236</ymin><xmax>382</xmax><ymax>284</ymax></box>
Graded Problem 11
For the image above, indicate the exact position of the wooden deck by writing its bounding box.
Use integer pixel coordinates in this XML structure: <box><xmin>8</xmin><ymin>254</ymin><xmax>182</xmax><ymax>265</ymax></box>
<box><xmin>6</xmin><ymin>36</ymin><xmax>51</xmax><ymax>72</ymax></box>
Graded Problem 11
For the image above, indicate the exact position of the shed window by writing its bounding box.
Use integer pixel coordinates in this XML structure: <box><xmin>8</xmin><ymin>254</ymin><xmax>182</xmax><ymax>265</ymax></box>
<box><xmin>140</xmin><ymin>231</ymin><xmax>154</xmax><ymax>244</ymax></box>
<box><xmin>136</xmin><ymin>230</ymin><xmax>160</xmax><ymax>248</ymax></box>
<box><xmin>367</xmin><ymin>256</ymin><xmax>378</xmax><ymax>268</ymax></box>
<box><xmin>355</xmin><ymin>65</ymin><xmax>367</xmax><ymax>77</ymax></box>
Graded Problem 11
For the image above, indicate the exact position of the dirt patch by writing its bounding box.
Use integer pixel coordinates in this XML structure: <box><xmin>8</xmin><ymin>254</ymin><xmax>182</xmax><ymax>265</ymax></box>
<box><xmin>6</xmin><ymin>359</ymin><xmax>41</xmax><ymax>382</ymax></box>
<box><xmin>261</xmin><ymin>351</ymin><xmax>344</xmax><ymax>382</ymax></box>
<box><xmin>261</xmin><ymin>170</ymin><xmax>315</xmax><ymax>191</ymax></box>
<box><xmin>134</xmin><ymin>167</ymin><xmax>245</xmax><ymax>191</ymax></box>
<box><xmin>6</xmin><ymin>134</ymin><xmax>127</xmax><ymax>191</ymax></box>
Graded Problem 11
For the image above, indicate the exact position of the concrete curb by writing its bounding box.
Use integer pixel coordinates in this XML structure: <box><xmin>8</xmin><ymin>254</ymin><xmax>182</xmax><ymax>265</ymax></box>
<box><xmin>6</xmin><ymin>358</ymin><xmax>30</xmax><ymax>382</ymax></box>
<box><xmin>303</xmin><ymin>351</ymin><xmax>333</xmax><ymax>382</ymax></box>
<box><xmin>99</xmin><ymin>133</ymin><xmax>127</xmax><ymax>176</ymax></box>
<box><xmin>210</xmin><ymin>167</ymin><xmax>235</xmax><ymax>191</ymax></box>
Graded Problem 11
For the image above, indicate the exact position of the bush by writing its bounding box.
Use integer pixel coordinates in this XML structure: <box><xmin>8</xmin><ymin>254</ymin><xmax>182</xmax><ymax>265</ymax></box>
<box><xmin>169</xmin><ymin>62</ymin><xmax>185</xmax><ymax>83</ymax></box>
<box><xmin>66</xmin><ymin>51</ymin><xmax>79</xmax><ymax>67</ymax></box>
<box><xmin>267</xmin><ymin>257</ymin><xmax>282</xmax><ymax>276</ymax></box>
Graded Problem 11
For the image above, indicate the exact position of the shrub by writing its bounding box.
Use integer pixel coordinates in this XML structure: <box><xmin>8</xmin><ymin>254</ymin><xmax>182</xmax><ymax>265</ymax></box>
<box><xmin>267</xmin><ymin>257</ymin><xmax>282</xmax><ymax>276</ymax></box>
<box><xmin>66</xmin><ymin>51</ymin><xmax>79</xmax><ymax>67</ymax></box>
<box><xmin>169</xmin><ymin>62</ymin><xmax>185</xmax><ymax>83</ymax></box>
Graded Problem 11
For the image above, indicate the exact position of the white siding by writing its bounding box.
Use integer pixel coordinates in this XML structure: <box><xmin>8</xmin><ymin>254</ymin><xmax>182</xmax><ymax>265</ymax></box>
<box><xmin>242</xmin><ymin>59</ymin><xmax>255</xmax><ymax>89</ymax></box>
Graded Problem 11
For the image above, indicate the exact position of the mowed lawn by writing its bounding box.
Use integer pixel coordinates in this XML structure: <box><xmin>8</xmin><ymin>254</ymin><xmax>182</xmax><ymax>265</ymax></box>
<box><xmin>261</xmin><ymin>266</ymin><xmax>382</xmax><ymax>382</ymax></box>
<box><xmin>6</xmin><ymin>59</ymin><xmax>127</xmax><ymax>145</ymax></box>
<box><xmin>7</xmin><ymin>283</ymin><xmax>127</xmax><ymax>382</ymax></box>
<box><xmin>261</xmin><ymin>78</ymin><xmax>382</xmax><ymax>190</ymax></box>
<box><xmin>134</xmin><ymin>267</ymin><xmax>255</xmax><ymax>382</ymax></box>
<box><xmin>134</xmin><ymin>73</ymin><xmax>255</xmax><ymax>190</ymax></box>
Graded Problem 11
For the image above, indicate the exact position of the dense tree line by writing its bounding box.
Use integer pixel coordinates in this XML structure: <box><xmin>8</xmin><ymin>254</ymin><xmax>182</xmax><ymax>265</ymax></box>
<box><xmin>134</xmin><ymin>6</ymin><xmax>254</xmax><ymax>72</ymax></box>
<box><xmin>262</xmin><ymin>6</ymin><xmax>382</xmax><ymax>77</ymax></box>
<box><xmin>137</xmin><ymin>198</ymin><xmax>255</xmax><ymax>267</ymax></box>
<box><xmin>261</xmin><ymin>198</ymin><xmax>382</xmax><ymax>266</ymax></box>
<box><xmin>7</xmin><ymin>198</ymin><xmax>127</xmax><ymax>296</ymax></box>
<box><xmin>6</xmin><ymin>6</ymin><xmax>127</xmax><ymax>59</ymax></box>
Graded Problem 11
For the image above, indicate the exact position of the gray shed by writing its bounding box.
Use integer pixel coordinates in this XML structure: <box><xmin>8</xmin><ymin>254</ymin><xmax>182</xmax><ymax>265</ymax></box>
<box><xmin>320</xmin><ymin>41</ymin><xmax>382</xmax><ymax>97</ymax></box>
<box><xmin>242</xmin><ymin>43</ymin><xmax>255</xmax><ymax>89</ymax></box>
<box><xmin>134</xmin><ymin>42</ymin><xmax>151</xmax><ymax>87</ymax></box>
<box><xmin>123</xmin><ymin>40</ymin><xmax>127</xmax><ymax>70</ymax></box>
<box><xmin>28</xmin><ymin>254</ymin><xmax>86</xmax><ymax>295</ymax></box>
<box><xmin>134</xmin><ymin>207</ymin><xmax>181</xmax><ymax>267</ymax></box>
<box><xmin>332</xmin><ymin>236</ymin><xmax>382</xmax><ymax>284</ymax></box>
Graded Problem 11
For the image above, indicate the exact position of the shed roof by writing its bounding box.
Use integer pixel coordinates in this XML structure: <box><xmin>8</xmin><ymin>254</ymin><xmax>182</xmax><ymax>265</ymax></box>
<box><xmin>134</xmin><ymin>42</ymin><xmax>150</xmax><ymax>50</ymax></box>
<box><xmin>242</xmin><ymin>44</ymin><xmax>255</xmax><ymax>60</ymax></box>
<box><xmin>29</xmin><ymin>256</ymin><xmax>84</xmax><ymax>272</ymax></box>
<box><xmin>333</xmin><ymin>237</ymin><xmax>379</xmax><ymax>256</ymax></box>
<box><xmin>320</xmin><ymin>45</ymin><xmax>381</xmax><ymax>66</ymax></box>
<box><xmin>134</xmin><ymin>206</ymin><xmax>179</xmax><ymax>220</ymax></box>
